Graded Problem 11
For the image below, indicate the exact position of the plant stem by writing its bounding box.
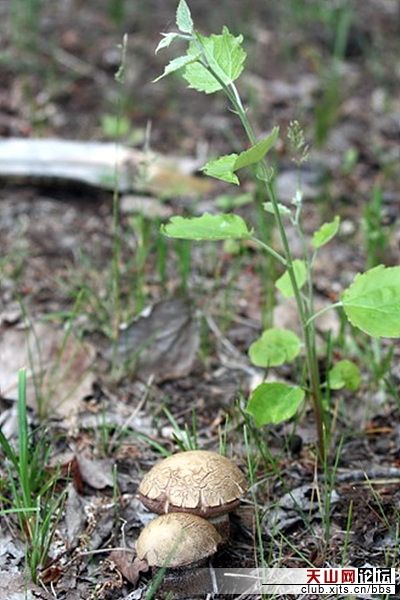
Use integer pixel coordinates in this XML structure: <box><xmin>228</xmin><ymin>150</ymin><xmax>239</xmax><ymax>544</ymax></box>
<box><xmin>195</xmin><ymin>52</ymin><xmax>327</xmax><ymax>459</ymax></box>
<box><xmin>17</xmin><ymin>368</ymin><xmax>30</xmax><ymax>509</ymax></box>
<box><xmin>111</xmin><ymin>34</ymin><xmax>128</xmax><ymax>366</ymax></box>
<box><xmin>225</xmin><ymin>81</ymin><xmax>326</xmax><ymax>460</ymax></box>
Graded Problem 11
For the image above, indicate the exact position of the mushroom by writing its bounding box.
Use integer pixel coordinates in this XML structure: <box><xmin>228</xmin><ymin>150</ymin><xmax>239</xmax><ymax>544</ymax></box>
<box><xmin>131</xmin><ymin>513</ymin><xmax>222</xmax><ymax>595</ymax></box>
<box><xmin>136</xmin><ymin>512</ymin><xmax>222</xmax><ymax>568</ymax></box>
<box><xmin>138</xmin><ymin>450</ymin><xmax>247</xmax><ymax>538</ymax></box>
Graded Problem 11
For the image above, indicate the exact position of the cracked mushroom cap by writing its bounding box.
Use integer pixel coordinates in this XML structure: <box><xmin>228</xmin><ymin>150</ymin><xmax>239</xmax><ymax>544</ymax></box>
<box><xmin>135</xmin><ymin>512</ymin><xmax>222</xmax><ymax>567</ymax></box>
<box><xmin>138</xmin><ymin>450</ymin><xmax>247</xmax><ymax>517</ymax></box>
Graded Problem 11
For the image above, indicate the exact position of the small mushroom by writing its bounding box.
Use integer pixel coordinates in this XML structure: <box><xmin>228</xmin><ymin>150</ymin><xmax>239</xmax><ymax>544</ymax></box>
<box><xmin>136</xmin><ymin>512</ymin><xmax>221</xmax><ymax>568</ymax></box>
<box><xmin>138</xmin><ymin>450</ymin><xmax>247</xmax><ymax>538</ymax></box>
<box><xmin>131</xmin><ymin>513</ymin><xmax>222</xmax><ymax>595</ymax></box>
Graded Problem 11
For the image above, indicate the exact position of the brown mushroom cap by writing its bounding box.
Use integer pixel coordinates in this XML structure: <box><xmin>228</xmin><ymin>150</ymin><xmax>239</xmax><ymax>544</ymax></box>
<box><xmin>138</xmin><ymin>450</ymin><xmax>247</xmax><ymax>517</ymax></box>
<box><xmin>135</xmin><ymin>513</ymin><xmax>221</xmax><ymax>568</ymax></box>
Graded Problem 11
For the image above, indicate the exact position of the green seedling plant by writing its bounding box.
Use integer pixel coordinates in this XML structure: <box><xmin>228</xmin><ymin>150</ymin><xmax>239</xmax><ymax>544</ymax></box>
<box><xmin>154</xmin><ymin>1</ymin><xmax>400</xmax><ymax>462</ymax></box>
<box><xmin>162</xmin><ymin>406</ymin><xmax>199</xmax><ymax>451</ymax></box>
<box><xmin>0</xmin><ymin>369</ymin><xmax>64</xmax><ymax>582</ymax></box>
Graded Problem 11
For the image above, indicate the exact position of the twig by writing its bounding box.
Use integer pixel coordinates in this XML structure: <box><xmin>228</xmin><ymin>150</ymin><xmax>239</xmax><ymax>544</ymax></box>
<box><xmin>329</xmin><ymin>467</ymin><xmax>400</xmax><ymax>483</ymax></box>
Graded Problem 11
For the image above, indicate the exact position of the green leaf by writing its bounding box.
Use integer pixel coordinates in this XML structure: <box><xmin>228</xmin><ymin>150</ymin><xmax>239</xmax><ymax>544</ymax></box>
<box><xmin>328</xmin><ymin>359</ymin><xmax>361</xmax><ymax>391</ymax></box>
<box><xmin>202</xmin><ymin>154</ymin><xmax>239</xmax><ymax>185</ymax></box>
<box><xmin>156</xmin><ymin>33</ymin><xmax>181</xmax><ymax>54</ymax></box>
<box><xmin>234</xmin><ymin>127</ymin><xmax>279</xmax><ymax>170</ymax></box>
<box><xmin>176</xmin><ymin>0</ymin><xmax>193</xmax><ymax>33</ymax></box>
<box><xmin>160</xmin><ymin>213</ymin><xmax>252</xmax><ymax>240</ymax></box>
<box><xmin>263</xmin><ymin>202</ymin><xmax>291</xmax><ymax>217</ymax></box>
<box><xmin>247</xmin><ymin>382</ymin><xmax>305</xmax><ymax>426</ymax></box>
<box><xmin>275</xmin><ymin>260</ymin><xmax>307</xmax><ymax>298</ymax></box>
<box><xmin>202</xmin><ymin>130</ymin><xmax>279</xmax><ymax>185</ymax></box>
<box><xmin>183</xmin><ymin>27</ymin><xmax>246</xmax><ymax>93</ymax></box>
<box><xmin>249</xmin><ymin>328</ymin><xmax>301</xmax><ymax>368</ymax></box>
<box><xmin>312</xmin><ymin>216</ymin><xmax>340</xmax><ymax>249</ymax></box>
<box><xmin>153</xmin><ymin>53</ymin><xmax>200</xmax><ymax>82</ymax></box>
<box><xmin>342</xmin><ymin>265</ymin><xmax>400</xmax><ymax>338</ymax></box>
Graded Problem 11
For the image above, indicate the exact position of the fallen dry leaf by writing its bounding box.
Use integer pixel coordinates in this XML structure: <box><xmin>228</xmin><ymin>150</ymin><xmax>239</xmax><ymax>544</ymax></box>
<box><xmin>0</xmin><ymin>570</ymin><xmax>53</xmax><ymax>600</ymax></box>
<box><xmin>0</xmin><ymin>530</ymin><xmax>25</xmax><ymax>570</ymax></box>
<box><xmin>65</xmin><ymin>483</ymin><xmax>86</xmax><ymax>547</ymax></box>
<box><xmin>0</xmin><ymin>322</ymin><xmax>95</xmax><ymax>420</ymax></box>
<box><xmin>110</xmin><ymin>551</ymin><xmax>147</xmax><ymax>586</ymax></box>
<box><xmin>76</xmin><ymin>453</ymin><xmax>114</xmax><ymax>490</ymax></box>
<box><xmin>110</xmin><ymin>298</ymin><xmax>199</xmax><ymax>383</ymax></box>
<box><xmin>265</xmin><ymin>484</ymin><xmax>339</xmax><ymax>532</ymax></box>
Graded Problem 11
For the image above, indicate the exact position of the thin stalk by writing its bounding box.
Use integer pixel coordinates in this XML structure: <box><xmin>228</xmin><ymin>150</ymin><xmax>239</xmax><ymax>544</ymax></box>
<box><xmin>111</xmin><ymin>34</ymin><xmax>128</xmax><ymax>362</ymax></box>
<box><xmin>111</xmin><ymin>142</ymin><xmax>122</xmax><ymax>343</ymax></box>
<box><xmin>222</xmin><ymin>78</ymin><xmax>326</xmax><ymax>460</ymax></box>
<box><xmin>251</xmin><ymin>236</ymin><xmax>287</xmax><ymax>266</ymax></box>
<box><xmin>306</xmin><ymin>301</ymin><xmax>343</xmax><ymax>327</ymax></box>
<box><xmin>255</xmin><ymin>180</ymin><xmax>277</xmax><ymax>328</ymax></box>
<box><xmin>17</xmin><ymin>368</ymin><xmax>30</xmax><ymax>511</ymax></box>
<box><xmin>190</xmin><ymin>50</ymin><xmax>326</xmax><ymax>459</ymax></box>
<box><xmin>341</xmin><ymin>499</ymin><xmax>353</xmax><ymax>566</ymax></box>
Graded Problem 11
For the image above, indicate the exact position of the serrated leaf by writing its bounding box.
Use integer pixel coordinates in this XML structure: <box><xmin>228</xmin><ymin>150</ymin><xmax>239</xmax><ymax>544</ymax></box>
<box><xmin>249</xmin><ymin>328</ymin><xmax>301</xmax><ymax>368</ymax></box>
<box><xmin>202</xmin><ymin>131</ymin><xmax>279</xmax><ymax>186</ymax></box>
<box><xmin>202</xmin><ymin>154</ymin><xmax>239</xmax><ymax>185</ymax></box>
<box><xmin>312</xmin><ymin>216</ymin><xmax>340</xmax><ymax>249</ymax></box>
<box><xmin>176</xmin><ymin>0</ymin><xmax>193</xmax><ymax>33</ymax></box>
<box><xmin>263</xmin><ymin>202</ymin><xmax>291</xmax><ymax>217</ymax></box>
<box><xmin>153</xmin><ymin>53</ymin><xmax>199</xmax><ymax>83</ymax></box>
<box><xmin>247</xmin><ymin>382</ymin><xmax>305</xmax><ymax>426</ymax></box>
<box><xmin>342</xmin><ymin>265</ymin><xmax>400</xmax><ymax>338</ymax></box>
<box><xmin>183</xmin><ymin>27</ymin><xmax>246</xmax><ymax>93</ymax></box>
<box><xmin>328</xmin><ymin>359</ymin><xmax>361</xmax><ymax>391</ymax></box>
<box><xmin>234</xmin><ymin>127</ymin><xmax>279</xmax><ymax>170</ymax></box>
<box><xmin>275</xmin><ymin>260</ymin><xmax>307</xmax><ymax>298</ymax></box>
<box><xmin>160</xmin><ymin>213</ymin><xmax>251</xmax><ymax>240</ymax></box>
<box><xmin>156</xmin><ymin>33</ymin><xmax>181</xmax><ymax>54</ymax></box>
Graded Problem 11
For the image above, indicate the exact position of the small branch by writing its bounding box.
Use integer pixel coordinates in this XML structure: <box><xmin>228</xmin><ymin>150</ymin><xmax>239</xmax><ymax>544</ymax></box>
<box><xmin>325</xmin><ymin>467</ymin><xmax>400</xmax><ymax>483</ymax></box>
<box><xmin>251</xmin><ymin>237</ymin><xmax>287</xmax><ymax>266</ymax></box>
<box><xmin>305</xmin><ymin>302</ymin><xmax>343</xmax><ymax>327</ymax></box>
